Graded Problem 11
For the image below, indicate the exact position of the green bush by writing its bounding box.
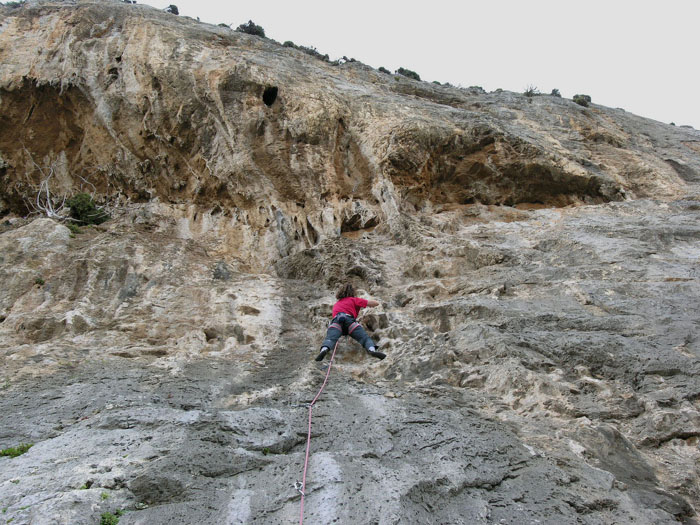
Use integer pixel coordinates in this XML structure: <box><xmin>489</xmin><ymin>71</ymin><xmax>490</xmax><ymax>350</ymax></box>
<box><xmin>551</xmin><ymin>88</ymin><xmax>561</xmax><ymax>97</ymax></box>
<box><xmin>66</xmin><ymin>193</ymin><xmax>109</xmax><ymax>226</ymax></box>
<box><xmin>0</xmin><ymin>443</ymin><xmax>33</xmax><ymax>458</ymax></box>
<box><xmin>279</xmin><ymin>40</ymin><xmax>331</xmax><ymax>62</ymax></box>
<box><xmin>298</xmin><ymin>45</ymin><xmax>329</xmax><ymax>62</ymax></box>
<box><xmin>236</xmin><ymin>20</ymin><xmax>265</xmax><ymax>38</ymax></box>
<box><xmin>100</xmin><ymin>510</ymin><xmax>123</xmax><ymax>525</ymax></box>
<box><xmin>378</xmin><ymin>66</ymin><xmax>391</xmax><ymax>74</ymax></box>
<box><xmin>573</xmin><ymin>94</ymin><xmax>591</xmax><ymax>107</ymax></box>
<box><xmin>396</xmin><ymin>67</ymin><xmax>420</xmax><ymax>81</ymax></box>
<box><xmin>67</xmin><ymin>223</ymin><xmax>82</xmax><ymax>235</ymax></box>
<box><xmin>34</xmin><ymin>277</ymin><xmax>44</xmax><ymax>286</ymax></box>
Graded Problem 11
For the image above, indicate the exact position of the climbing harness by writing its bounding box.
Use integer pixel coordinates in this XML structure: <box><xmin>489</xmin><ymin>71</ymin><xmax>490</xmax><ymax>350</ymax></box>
<box><xmin>297</xmin><ymin>338</ymin><xmax>341</xmax><ymax>525</ymax></box>
<box><xmin>327</xmin><ymin>319</ymin><xmax>359</xmax><ymax>336</ymax></box>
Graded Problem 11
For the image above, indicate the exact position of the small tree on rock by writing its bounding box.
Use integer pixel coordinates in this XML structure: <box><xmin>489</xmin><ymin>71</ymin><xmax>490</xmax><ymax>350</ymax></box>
<box><xmin>573</xmin><ymin>94</ymin><xmax>591</xmax><ymax>107</ymax></box>
<box><xmin>20</xmin><ymin>147</ymin><xmax>111</xmax><ymax>225</ymax></box>
<box><xmin>164</xmin><ymin>4</ymin><xmax>178</xmax><ymax>15</ymax></box>
<box><xmin>66</xmin><ymin>193</ymin><xmax>110</xmax><ymax>226</ymax></box>
<box><xmin>524</xmin><ymin>85</ymin><xmax>540</xmax><ymax>97</ymax></box>
<box><xmin>396</xmin><ymin>67</ymin><xmax>420</xmax><ymax>81</ymax></box>
<box><xmin>236</xmin><ymin>20</ymin><xmax>265</xmax><ymax>38</ymax></box>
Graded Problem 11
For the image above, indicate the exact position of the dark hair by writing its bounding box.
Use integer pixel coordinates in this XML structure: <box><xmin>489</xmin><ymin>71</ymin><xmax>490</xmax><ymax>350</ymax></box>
<box><xmin>336</xmin><ymin>283</ymin><xmax>355</xmax><ymax>300</ymax></box>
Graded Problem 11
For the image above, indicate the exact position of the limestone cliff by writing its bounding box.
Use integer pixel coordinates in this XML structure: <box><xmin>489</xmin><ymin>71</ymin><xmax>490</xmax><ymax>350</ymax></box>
<box><xmin>1</xmin><ymin>1</ymin><xmax>699</xmax><ymax>524</ymax></box>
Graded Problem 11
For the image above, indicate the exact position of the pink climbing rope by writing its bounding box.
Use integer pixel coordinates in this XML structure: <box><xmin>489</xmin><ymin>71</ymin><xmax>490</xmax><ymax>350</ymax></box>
<box><xmin>298</xmin><ymin>339</ymin><xmax>340</xmax><ymax>525</ymax></box>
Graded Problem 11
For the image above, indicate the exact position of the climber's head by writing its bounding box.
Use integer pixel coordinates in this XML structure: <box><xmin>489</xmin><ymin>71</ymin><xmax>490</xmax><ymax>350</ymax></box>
<box><xmin>336</xmin><ymin>282</ymin><xmax>356</xmax><ymax>300</ymax></box>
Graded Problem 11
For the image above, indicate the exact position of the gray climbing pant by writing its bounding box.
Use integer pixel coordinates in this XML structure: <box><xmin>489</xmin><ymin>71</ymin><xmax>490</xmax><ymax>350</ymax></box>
<box><xmin>320</xmin><ymin>313</ymin><xmax>376</xmax><ymax>351</ymax></box>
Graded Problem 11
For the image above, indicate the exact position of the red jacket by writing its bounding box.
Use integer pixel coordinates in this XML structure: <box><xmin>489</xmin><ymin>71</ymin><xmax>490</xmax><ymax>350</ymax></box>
<box><xmin>332</xmin><ymin>297</ymin><xmax>368</xmax><ymax>318</ymax></box>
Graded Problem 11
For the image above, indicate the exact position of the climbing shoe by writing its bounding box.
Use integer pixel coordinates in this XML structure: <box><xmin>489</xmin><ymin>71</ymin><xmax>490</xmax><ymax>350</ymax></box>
<box><xmin>315</xmin><ymin>347</ymin><xmax>330</xmax><ymax>361</ymax></box>
<box><xmin>367</xmin><ymin>348</ymin><xmax>386</xmax><ymax>360</ymax></box>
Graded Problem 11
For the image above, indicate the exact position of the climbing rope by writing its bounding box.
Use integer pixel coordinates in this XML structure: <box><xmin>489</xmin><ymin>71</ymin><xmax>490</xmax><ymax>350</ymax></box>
<box><xmin>297</xmin><ymin>338</ymin><xmax>341</xmax><ymax>525</ymax></box>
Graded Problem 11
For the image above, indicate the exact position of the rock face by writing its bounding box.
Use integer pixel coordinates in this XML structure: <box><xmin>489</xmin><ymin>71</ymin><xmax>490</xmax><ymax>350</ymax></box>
<box><xmin>1</xmin><ymin>1</ymin><xmax>699</xmax><ymax>524</ymax></box>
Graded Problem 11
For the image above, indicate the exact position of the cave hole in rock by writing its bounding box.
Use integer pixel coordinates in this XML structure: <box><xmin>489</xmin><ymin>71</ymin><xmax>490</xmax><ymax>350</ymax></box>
<box><xmin>341</xmin><ymin>213</ymin><xmax>379</xmax><ymax>233</ymax></box>
<box><xmin>262</xmin><ymin>86</ymin><xmax>278</xmax><ymax>106</ymax></box>
<box><xmin>204</xmin><ymin>328</ymin><xmax>218</xmax><ymax>342</ymax></box>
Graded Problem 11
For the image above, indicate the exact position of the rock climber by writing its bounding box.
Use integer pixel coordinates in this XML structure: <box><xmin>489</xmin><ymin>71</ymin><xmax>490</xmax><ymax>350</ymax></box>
<box><xmin>315</xmin><ymin>283</ymin><xmax>386</xmax><ymax>361</ymax></box>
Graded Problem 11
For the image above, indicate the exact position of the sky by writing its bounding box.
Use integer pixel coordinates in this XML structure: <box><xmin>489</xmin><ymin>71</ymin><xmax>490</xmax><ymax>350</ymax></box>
<box><xmin>143</xmin><ymin>0</ymin><xmax>700</xmax><ymax>129</ymax></box>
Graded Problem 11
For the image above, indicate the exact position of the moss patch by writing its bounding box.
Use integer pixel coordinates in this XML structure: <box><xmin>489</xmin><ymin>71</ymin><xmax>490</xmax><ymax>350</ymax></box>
<box><xmin>0</xmin><ymin>443</ymin><xmax>33</xmax><ymax>458</ymax></box>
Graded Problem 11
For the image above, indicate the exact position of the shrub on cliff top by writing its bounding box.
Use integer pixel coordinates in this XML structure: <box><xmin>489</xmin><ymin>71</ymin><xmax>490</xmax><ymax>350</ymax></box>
<box><xmin>396</xmin><ymin>67</ymin><xmax>420</xmax><ymax>81</ymax></box>
<box><xmin>164</xmin><ymin>4</ymin><xmax>178</xmax><ymax>15</ymax></box>
<box><xmin>236</xmin><ymin>20</ymin><xmax>265</xmax><ymax>38</ymax></box>
<box><xmin>573</xmin><ymin>94</ymin><xmax>591</xmax><ymax>107</ymax></box>
<box><xmin>524</xmin><ymin>85</ymin><xmax>540</xmax><ymax>97</ymax></box>
<box><xmin>280</xmin><ymin>40</ymin><xmax>332</xmax><ymax>62</ymax></box>
<box><xmin>66</xmin><ymin>193</ymin><xmax>109</xmax><ymax>226</ymax></box>
<box><xmin>298</xmin><ymin>45</ymin><xmax>330</xmax><ymax>62</ymax></box>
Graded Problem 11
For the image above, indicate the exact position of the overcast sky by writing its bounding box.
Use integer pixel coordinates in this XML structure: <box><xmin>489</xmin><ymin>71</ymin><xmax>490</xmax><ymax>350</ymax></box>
<box><xmin>144</xmin><ymin>0</ymin><xmax>700</xmax><ymax>129</ymax></box>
